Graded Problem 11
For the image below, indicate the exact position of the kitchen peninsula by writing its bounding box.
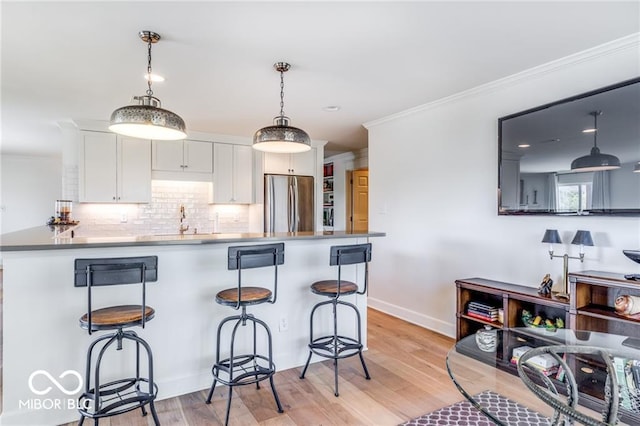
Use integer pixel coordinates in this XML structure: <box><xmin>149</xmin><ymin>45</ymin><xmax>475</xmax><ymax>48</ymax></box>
<box><xmin>0</xmin><ymin>226</ymin><xmax>384</xmax><ymax>425</ymax></box>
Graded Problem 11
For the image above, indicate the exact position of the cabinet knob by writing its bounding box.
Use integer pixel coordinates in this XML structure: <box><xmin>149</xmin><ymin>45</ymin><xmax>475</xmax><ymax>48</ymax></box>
<box><xmin>183</xmin><ymin>164</ymin><xmax>188</xmax><ymax>168</ymax></box>
<box><xmin>112</xmin><ymin>196</ymin><xmax>116</xmax><ymax>200</ymax></box>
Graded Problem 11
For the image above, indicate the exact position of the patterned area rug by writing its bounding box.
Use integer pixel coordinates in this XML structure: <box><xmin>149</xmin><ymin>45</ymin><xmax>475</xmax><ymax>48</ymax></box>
<box><xmin>401</xmin><ymin>390</ymin><xmax>550</xmax><ymax>425</ymax></box>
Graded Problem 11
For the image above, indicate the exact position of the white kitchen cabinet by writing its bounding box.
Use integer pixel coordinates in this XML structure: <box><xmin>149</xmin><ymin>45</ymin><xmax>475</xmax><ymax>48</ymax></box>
<box><xmin>263</xmin><ymin>149</ymin><xmax>316</xmax><ymax>176</ymax></box>
<box><xmin>152</xmin><ymin>139</ymin><xmax>213</xmax><ymax>179</ymax></box>
<box><xmin>212</xmin><ymin>143</ymin><xmax>253</xmax><ymax>203</ymax></box>
<box><xmin>79</xmin><ymin>132</ymin><xmax>151</xmax><ymax>203</ymax></box>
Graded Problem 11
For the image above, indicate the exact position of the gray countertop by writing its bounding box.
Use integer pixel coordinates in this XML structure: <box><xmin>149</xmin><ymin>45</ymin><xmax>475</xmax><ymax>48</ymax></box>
<box><xmin>0</xmin><ymin>226</ymin><xmax>386</xmax><ymax>252</ymax></box>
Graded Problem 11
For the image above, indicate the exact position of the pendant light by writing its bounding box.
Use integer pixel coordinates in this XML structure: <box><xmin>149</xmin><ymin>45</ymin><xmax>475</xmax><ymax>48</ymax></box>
<box><xmin>570</xmin><ymin>111</ymin><xmax>620</xmax><ymax>172</ymax></box>
<box><xmin>253</xmin><ymin>62</ymin><xmax>311</xmax><ymax>153</ymax></box>
<box><xmin>109</xmin><ymin>31</ymin><xmax>187</xmax><ymax>140</ymax></box>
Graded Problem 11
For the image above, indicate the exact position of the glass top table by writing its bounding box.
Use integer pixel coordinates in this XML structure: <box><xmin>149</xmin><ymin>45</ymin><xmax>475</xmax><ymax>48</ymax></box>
<box><xmin>446</xmin><ymin>328</ymin><xmax>640</xmax><ymax>426</ymax></box>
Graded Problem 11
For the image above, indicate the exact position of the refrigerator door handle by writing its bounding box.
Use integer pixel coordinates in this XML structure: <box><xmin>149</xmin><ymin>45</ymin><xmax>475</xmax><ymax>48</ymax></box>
<box><xmin>269</xmin><ymin>176</ymin><xmax>276</xmax><ymax>232</ymax></box>
<box><xmin>288</xmin><ymin>177</ymin><xmax>294</xmax><ymax>232</ymax></box>
<box><xmin>292</xmin><ymin>176</ymin><xmax>299</xmax><ymax>232</ymax></box>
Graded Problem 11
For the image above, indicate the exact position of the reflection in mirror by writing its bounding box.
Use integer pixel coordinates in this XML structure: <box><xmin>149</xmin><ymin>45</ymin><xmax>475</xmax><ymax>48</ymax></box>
<box><xmin>498</xmin><ymin>78</ymin><xmax>640</xmax><ymax>216</ymax></box>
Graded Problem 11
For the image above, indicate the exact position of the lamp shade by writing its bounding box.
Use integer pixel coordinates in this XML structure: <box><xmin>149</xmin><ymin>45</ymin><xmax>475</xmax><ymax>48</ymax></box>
<box><xmin>109</xmin><ymin>103</ymin><xmax>187</xmax><ymax>140</ymax></box>
<box><xmin>253</xmin><ymin>116</ymin><xmax>311</xmax><ymax>153</ymax></box>
<box><xmin>570</xmin><ymin>147</ymin><xmax>621</xmax><ymax>172</ymax></box>
<box><xmin>109</xmin><ymin>31</ymin><xmax>187</xmax><ymax>141</ymax></box>
<box><xmin>571</xmin><ymin>111</ymin><xmax>620</xmax><ymax>172</ymax></box>
<box><xmin>541</xmin><ymin>229</ymin><xmax>562</xmax><ymax>244</ymax></box>
<box><xmin>253</xmin><ymin>62</ymin><xmax>311</xmax><ymax>154</ymax></box>
<box><xmin>571</xmin><ymin>230</ymin><xmax>594</xmax><ymax>246</ymax></box>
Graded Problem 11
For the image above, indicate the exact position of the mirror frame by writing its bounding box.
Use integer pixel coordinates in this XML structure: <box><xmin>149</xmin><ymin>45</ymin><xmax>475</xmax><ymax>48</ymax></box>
<box><xmin>498</xmin><ymin>77</ymin><xmax>640</xmax><ymax>216</ymax></box>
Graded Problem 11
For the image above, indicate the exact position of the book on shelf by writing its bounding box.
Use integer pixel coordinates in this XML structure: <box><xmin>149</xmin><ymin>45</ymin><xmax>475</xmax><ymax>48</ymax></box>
<box><xmin>467</xmin><ymin>307</ymin><xmax>498</xmax><ymax>316</ymax></box>
<box><xmin>555</xmin><ymin>352</ymin><xmax>567</xmax><ymax>382</ymax></box>
<box><xmin>614</xmin><ymin>357</ymin><xmax>633</xmax><ymax>410</ymax></box>
<box><xmin>466</xmin><ymin>302</ymin><xmax>499</xmax><ymax>321</ymax></box>
<box><xmin>467</xmin><ymin>312</ymin><xmax>498</xmax><ymax>322</ymax></box>
<box><xmin>613</xmin><ymin>357</ymin><xmax>640</xmax><ymax>412</ymax></box>
<box><xmin>510</xmin><ymin>357</ymin><xmax>558</xmax><ymax>377</ymax></box>
<box><xmin>510</xmin><ymin>345</ymin><xmax>560</xmax><ymax>377</ymax></box>
<box><xmin>468</xmin><ymin>301</ymin><xmax>498</xmax><ymax>312</ymax></box>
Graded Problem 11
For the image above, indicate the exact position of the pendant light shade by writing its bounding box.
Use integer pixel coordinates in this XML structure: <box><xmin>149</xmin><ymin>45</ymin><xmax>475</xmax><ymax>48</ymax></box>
<box><xmin>571</xmin><ymin>111</ymin><xmax>620</xmax><ymax>172</ymax></box>
<box><xmin>109</xmin><ymin>31</ymin><xmax>186</xmax><ymax>141</ymax></box>
<box><xmin>253</xmin><ymin>62</ymin><xmax>311</xmax><ymax>153</ymax></box>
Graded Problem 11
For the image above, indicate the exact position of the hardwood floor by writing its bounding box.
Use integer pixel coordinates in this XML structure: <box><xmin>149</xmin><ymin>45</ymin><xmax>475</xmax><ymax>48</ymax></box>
<box><xmin>60</xmin><ymin>309</ymin><xmax>461</xmax><ymax>426</ymax></box>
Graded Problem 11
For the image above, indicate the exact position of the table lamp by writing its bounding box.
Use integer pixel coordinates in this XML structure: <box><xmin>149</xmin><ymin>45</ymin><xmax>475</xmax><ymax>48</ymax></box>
<box><xmin>542</xmin><ymin>229</ymin><xmax>593</xmax><ymax>299</ymax></box>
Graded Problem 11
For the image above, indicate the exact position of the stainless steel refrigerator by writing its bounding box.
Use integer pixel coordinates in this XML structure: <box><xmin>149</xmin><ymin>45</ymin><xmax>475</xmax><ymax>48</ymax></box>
<box><xmin>264</xmin><ymin>174</ymin><xmax>314</xmax><ymax>232</ymax></box>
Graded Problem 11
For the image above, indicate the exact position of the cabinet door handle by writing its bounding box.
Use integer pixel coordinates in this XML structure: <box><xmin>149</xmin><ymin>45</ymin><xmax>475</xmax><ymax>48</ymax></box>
<box><xmin>113</xmin><ymin>196</ymin><xmax>116</xmax><ymax>200</ymax></box>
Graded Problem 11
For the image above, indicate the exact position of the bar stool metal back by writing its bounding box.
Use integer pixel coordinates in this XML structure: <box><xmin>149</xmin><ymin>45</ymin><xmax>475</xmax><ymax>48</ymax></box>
<box><xmin>299</xmin><ymin>243</ymin><xmax>372</xmax><ymax>396</ymax></box>
<box><xmin>205</xmin><ymin>243</ymin><xmax>285</xmax><ymax>425</ymax></box>
<box><xmin>74</xmin><ymin>256</ymin><xmax>159</xmax><ymax>426</ymax></box>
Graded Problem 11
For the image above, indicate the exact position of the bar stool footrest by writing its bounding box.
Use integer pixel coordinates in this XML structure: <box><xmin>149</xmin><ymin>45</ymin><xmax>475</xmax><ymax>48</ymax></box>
<box><xmin>309</xmin><ymin>335</ymin><xmax>363</xmax><ymax>360</ymax></box>
<box><xmin>213</xmin><ymin>354</ymin><xmax>276</xmax><ymax>386</ymax></box>
<box><xmin>78</xmin><ymin>377</ymin><xmax>158</xmax><ymax>419</ymax></box>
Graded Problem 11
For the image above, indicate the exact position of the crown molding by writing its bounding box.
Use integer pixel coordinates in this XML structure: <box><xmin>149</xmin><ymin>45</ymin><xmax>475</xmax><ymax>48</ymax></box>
<box><xmin>364</xmin><ymin>33</ymin><xmax>640</xmax><ymax>129</ymax></box>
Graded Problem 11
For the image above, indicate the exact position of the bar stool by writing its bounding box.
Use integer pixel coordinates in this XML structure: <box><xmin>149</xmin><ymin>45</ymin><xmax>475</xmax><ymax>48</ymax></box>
<box><xmin>299</xmin><ymin>243</ymin><xmax>372</xmax><ymax>397</ymax></box>
<box><xmin>74</xmin><ymin>256</ymin><xmax>159</xmax><ymax>426</ymax></box>
<box><xmin>205</xmin><ymin>243</ymin><xmax>285</xmax><ymax>425</ymax></box>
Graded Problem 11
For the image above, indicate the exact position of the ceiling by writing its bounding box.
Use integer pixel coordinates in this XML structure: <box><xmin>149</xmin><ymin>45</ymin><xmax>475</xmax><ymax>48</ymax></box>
<box><xmin>2</xmin><ymin>1</ymin><xmax>639</xmax><ymax>158</ymax></box>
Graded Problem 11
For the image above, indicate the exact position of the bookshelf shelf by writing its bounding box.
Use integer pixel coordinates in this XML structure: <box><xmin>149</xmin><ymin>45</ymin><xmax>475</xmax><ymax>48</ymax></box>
<box><xmin>322</xmin><ymin>162</ymin><xmax>334</xmax><ymax>229</ymax></box>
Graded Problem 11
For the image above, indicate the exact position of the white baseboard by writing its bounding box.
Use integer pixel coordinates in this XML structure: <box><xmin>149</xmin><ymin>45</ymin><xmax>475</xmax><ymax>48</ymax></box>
<box><xmin>368</xmin><ymin>297</ymin><xmax>456</xmax><ymax>339</ymax></box>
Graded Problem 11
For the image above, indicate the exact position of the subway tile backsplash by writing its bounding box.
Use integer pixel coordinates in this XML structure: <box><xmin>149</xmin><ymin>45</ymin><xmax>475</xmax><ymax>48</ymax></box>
<box><xmin>73</xmin><ymin>180</ymin><xmax>251</xmax><ymax>236</ymax></box>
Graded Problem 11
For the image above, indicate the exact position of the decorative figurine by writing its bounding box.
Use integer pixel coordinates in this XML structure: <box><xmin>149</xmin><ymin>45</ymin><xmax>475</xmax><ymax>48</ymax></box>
<box><xmin>538</xmin><ymin>274</ymin><xmax>553</xmax><ymax>295</ymax></box>
<box><xmin>615</xmin><ymin>295</ymin><xmax>640</xmax><ymax>316</ymax></box>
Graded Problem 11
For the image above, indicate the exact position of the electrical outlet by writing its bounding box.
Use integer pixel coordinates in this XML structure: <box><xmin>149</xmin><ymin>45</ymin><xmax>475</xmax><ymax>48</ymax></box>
<box><xmin>120</xmin><ymin>213</ymin><xmax>128</xmax><ymax>223</ymax></box>
<box><xmin>278</xmin><ymin>316</ymin><xmax>288</xmax><ymax>332</ymax></box>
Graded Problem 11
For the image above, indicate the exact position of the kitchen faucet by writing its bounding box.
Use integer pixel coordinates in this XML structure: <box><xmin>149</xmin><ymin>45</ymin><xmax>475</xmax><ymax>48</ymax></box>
<box><xmin>179</xmin><ymin>205</ymin><xmax>190</xmax><ymax>235</ymax></box>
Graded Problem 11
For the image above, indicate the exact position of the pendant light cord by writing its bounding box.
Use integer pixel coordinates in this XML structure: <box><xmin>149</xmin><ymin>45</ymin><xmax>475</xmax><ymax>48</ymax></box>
<box><xmin>279</xmin><ymin>69</ymin><xmax>286</xmax><ymax>117</ymax></box>
<box><xmin>592</xmin><ymin>112</ymin><xmax>598</xmax><ymax>149</ymax></box>
<box><xmin>146</xmin><ymin>37</ymin><xmax>154</xmax><ymax>97</ymax></box>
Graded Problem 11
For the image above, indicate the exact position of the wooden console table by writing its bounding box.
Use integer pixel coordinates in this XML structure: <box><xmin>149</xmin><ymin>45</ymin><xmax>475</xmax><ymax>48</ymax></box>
<box><xmin>456</xmin><ymin>271</ymin><xmax>640</xmax><ymax>425</ymax></box>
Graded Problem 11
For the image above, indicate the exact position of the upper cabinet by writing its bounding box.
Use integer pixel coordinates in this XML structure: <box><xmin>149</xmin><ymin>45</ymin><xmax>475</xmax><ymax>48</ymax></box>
<box><xmin>79</xmin><ymin>131</ymin><xmax>151</xmax><ymax>203</ymax></box>
<box><xmin>263</xmin><ymin>149</ymin><xmax>316</xmax><ymax>176</ymax></box>
<box><xmin>212</xmin><ymin>143</ymin><xmax>253</xmax><ymax>204</ymax></box>
<box><xmin>152</xmin><ymin>139</ymin><xmax>213</xmax><ymax>181</ymax></box>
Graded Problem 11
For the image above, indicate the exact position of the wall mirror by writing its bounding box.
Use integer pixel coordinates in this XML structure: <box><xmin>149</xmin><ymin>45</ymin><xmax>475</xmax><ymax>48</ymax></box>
<box><xmin>498</xmin><ymin>77</ymin><xmax>640</xmax><ymax>216</ymax></box>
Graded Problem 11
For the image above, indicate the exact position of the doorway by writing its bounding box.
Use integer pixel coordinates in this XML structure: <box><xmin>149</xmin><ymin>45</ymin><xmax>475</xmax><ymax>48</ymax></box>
<box><xmin>346</xmin><ymin>169</ymin><xmax>368</xmax><ymax>232</ymax></box>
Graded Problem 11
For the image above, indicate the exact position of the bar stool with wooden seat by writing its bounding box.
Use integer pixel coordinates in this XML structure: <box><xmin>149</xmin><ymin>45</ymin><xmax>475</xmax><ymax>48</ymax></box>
<box><xmin>205</xmin><ymin>243</ymin><xmax>285</xmax><ymax>425</ymax></box>
<box><xmin>74</xmin><ymin>256</ymin><xmax>159</xmax><ymax>426</ymax></box>
<box><xmin>299</xmin><ymin>243</ymin><xmax>372</xmax><ymax>397</ymax></box>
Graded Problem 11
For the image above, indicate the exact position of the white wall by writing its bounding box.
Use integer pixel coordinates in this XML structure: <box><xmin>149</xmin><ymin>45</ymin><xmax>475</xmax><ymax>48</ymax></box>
<box><xmin>0</xmin><ymin>155</ymin><xmax>62</xmax><ymax>234</ymax></box>
<box><xmin>365</xmin><ymin>34</ymin><xmax>640</xmax><ymax>338</ymax></box>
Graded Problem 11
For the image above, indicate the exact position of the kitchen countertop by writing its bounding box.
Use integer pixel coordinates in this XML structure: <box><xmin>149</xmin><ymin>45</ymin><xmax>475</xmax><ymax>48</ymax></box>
<box><xmin>0</xmin><ymin>225</ymin><xmax>386</xmax><ymax>251</ymax></box>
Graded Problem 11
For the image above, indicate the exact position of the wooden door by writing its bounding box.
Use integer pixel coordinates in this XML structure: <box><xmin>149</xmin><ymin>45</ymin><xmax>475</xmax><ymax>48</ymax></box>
<box><xmin>352</xmin><ymin>169</ymin><xmax>368</xmax><ymax>232</ymax></box>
